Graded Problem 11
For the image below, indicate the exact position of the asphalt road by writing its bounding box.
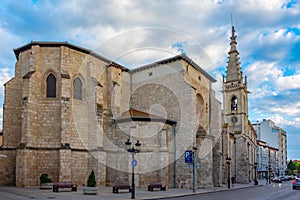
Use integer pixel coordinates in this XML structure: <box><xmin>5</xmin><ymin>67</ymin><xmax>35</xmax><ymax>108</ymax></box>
<box><xmin>164</xmin><ymin>181</ymin><xmax>300</xmax><ymax>200</ymax></box>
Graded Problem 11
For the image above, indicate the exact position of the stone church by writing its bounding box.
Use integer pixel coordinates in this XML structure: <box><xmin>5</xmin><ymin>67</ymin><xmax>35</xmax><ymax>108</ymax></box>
<box><xmin>0</xmin><ymin>26</ymin><xmax>257</xmax><ymax>188</ymax></box>
<box><xmin>222</xmin><ymin>26</ymin><xmax>257</xmax><ymax>184</ymax></box>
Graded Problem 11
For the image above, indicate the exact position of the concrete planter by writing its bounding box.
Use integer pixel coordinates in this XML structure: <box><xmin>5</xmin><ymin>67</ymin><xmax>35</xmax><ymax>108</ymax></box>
<box><xmin>83</xmin><ymin>187</ymin><xmax>98</xmax><ymax>195</ymax></box>
<box><xmin>40</xmin><ymin>183</ymin><xmax>53</xmax><ymax>190</ymax></box>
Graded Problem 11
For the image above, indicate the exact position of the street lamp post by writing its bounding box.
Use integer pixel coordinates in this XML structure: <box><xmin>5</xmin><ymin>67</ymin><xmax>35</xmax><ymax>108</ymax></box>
<box><xmin>254</xmin><ymin>162</ymin><xmax>258</xmax><ymax>185</ymax></box>
<box><xmin>268</xmin><ymin>165</ymin><xmax>271</xmax><ymax>184</ymax></box>
<box><xmin>266</xmin><ymin>166</ymin><xmax>268</xmax><ymax>184</ymax></box>
<box><xmin>125</xmin><ymin>139</ymin><xmax>141</xmax><ymax>199</ymax></box>
<box><xmin>226</xmin><ymin>157</ymin><xmax>231</xmax><ymax>189</ymax></box>
<box><xmin>192</xmin><ymin>147</ymin><xmax>197</xmax><ymax>193</ymax></box>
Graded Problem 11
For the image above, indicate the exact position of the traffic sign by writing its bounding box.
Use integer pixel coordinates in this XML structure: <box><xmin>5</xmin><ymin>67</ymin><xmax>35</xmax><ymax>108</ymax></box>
<box><xmin>258</xmin><ymin>167</ymin><xmax>262</xmax><ymax>172</ymax></box>
<box><xmin>132</xmin><ymin>159</ymin><xmax>137</xmax><ymax>167</ymax></box>
<box><xmin>185</xmin><ymin>150</ymin><xmax>193</xmax><ymax>163</ymax></box>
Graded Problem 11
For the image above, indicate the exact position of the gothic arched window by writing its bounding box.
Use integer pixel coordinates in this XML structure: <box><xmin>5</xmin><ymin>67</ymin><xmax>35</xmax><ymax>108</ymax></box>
<box><xmin>46</xmin><ymin>73</ymin><xmax>56</xmax><ymax>98</ymax></box>
<box><xmin>73</xmin><ymin>77</ymin><xmax>82</xmax><ymax>100</ymax></box>
<box><xmin>231</xmin><ymin>96</ymin><xmax>238</xmax><ymax>110</ymax></box>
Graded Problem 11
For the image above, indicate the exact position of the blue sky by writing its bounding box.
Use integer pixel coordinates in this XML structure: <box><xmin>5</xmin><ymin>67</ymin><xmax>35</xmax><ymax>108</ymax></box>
<box><xmin>0</xmin><ymin>0</ymin><xmax>299</xmax><ymax>160</ymax></box>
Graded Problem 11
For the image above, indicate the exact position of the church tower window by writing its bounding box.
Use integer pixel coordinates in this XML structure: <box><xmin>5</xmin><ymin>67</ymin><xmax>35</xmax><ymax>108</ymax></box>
<box><xmin>46</xmin><ymin>73</ymin><xmax>56</xmax><ymax>98</ymax></box>
<box><xmin>74</xmin><ymin>77</ymin><xmax>82</xmax><ymax>100</ymax></box>
<box><xmin>231</xmin><ymin>96</ymin><xmax>238</xmax><ymax>110</ymax></box>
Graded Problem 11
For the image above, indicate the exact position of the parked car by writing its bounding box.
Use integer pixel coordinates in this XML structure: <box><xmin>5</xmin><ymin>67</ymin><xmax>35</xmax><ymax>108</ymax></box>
<box><xmin>292</xmin><ymin>178</ymin><xmax>300</xmax><ymax>189</ymax></box>
<box><xmin>272</xmin><ymin>177</ymin><xmax>282</xmax><ymax>183</ymax></box>
<box><xmin>288</xmin><ymin>175</ymin><xmax>296</xmax><ymax>180</ymax></box>
<box><xmin>279</xmin><ymin>176</ymin><xmax>288</xmax><ymax>181</ymax></box>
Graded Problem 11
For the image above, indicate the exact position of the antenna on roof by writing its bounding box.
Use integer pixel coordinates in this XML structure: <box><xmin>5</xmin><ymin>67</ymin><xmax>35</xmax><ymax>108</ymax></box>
<box><xmin>231</xmin><ymin>13</ymin><xmax>233</xmax><ymax>27</ymax></box>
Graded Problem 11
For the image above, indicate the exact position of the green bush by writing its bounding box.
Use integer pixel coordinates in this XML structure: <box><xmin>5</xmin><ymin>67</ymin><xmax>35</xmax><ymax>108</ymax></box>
<box><xmin>40</xmin><ymin>173</ymin><xmax>52</xmax><ymax>184</ymax></box>
<box><xmin>87</xmin><ymin>170</ymin><xmax>96</xmax><ymax>187</ymax></box>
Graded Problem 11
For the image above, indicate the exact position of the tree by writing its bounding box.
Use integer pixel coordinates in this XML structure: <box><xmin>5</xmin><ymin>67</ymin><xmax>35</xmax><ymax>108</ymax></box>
<box><xmin>39</xmin><ymin>173</ymin><xmax>52</xmax><ymax>184</ymax></box>
<box><xmin>288</xmin><ymin>160</ymin><xmax>296</xmax><ymax>171</ymax></box>
<box><xmin>295</xmin><ymin>161</ymin><xmax>300</xmax><ymax>170</ymax></box>
<box><xmin>87</xmin><ymin>170</ymin><xmax>96</xmax><ymax>187</ymax></box>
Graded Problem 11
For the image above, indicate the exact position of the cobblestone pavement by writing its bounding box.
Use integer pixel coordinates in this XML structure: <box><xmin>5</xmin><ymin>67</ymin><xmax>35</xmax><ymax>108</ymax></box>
<box><xmin>0</xmin><ymin>180</ymin><xmax>267</xmax><ymax>200</ymax></box>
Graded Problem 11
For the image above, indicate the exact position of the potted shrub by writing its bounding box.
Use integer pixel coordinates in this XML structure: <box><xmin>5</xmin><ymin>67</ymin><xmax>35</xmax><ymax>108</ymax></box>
<box><xmin>39</xmin><ymin>173</ymin><xmax>52</xmax><ymax>189</ymax></box>
<box><xmin>83</xmin><ymin>170</ymin><xmax>98</xmax><ymax>195</ymax></box>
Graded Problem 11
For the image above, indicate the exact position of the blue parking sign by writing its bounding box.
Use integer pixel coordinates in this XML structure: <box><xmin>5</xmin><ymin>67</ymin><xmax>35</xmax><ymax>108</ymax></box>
<box><xmin>185</xmin><ymin>150</ymin><xmax>193</xmax><ymax>163</ymax></box>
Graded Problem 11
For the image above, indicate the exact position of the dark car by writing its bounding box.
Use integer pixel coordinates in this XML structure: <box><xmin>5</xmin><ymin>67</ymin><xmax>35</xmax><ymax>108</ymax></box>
<box><xmin>272</xmin><ymin>177</ymin><xmax>282</xmax><ymax>183</ymax></box>
<box><xmin>292</xmin><ymin>178</ymin><xmax>300</xmax><ymax>189</ymax></box>
<box><xmin>290</xmin><ymin>175</ymin><xmax>297</xmax><ymax>180</ymax></box>
<box><xmin>279</xmin><ymin>176</ymin><xmax>288</xmax><ymax>181</ymax></box>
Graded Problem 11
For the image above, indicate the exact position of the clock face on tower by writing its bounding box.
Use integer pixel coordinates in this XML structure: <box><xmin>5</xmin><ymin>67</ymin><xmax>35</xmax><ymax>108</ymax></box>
<box><xmin>231</xmin><ymin>116</ymin><xmax>238</xmax><ymax>123</ymax></box>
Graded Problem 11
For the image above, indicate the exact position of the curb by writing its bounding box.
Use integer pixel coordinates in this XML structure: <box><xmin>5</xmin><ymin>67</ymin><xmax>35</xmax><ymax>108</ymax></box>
<box><xmin>143</xmin><ymin>184</ymin><xmax>262</xmax><ymax>200</ymax></box>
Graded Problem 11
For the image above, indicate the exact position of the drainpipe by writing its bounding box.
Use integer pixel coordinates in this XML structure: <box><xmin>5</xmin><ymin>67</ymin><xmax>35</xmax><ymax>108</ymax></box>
<box><xmin>234</xmin><ymin>137</ymin><xmax>237</xmax><ymax>179</ymax></box>
<box><xmin>129</xmin><ymin>72</ymin><xmax>132</xmax><ymax>108</ymax></box>
<box><xmin>173</xmin><ymin>123</ymin><xmax>177</xmax><ymax>188</ymax></box>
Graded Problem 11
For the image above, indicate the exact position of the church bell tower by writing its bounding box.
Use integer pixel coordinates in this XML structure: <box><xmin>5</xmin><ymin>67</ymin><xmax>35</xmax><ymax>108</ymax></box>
<box><xmin>223</xmin><ymin>25</ymin><xmax>251</xmax><ymax>183</ymax></box>
<box><xmin>223</xmin><ymin>25</ymin><xmax>249</xmax><ymax>134</ymax></box>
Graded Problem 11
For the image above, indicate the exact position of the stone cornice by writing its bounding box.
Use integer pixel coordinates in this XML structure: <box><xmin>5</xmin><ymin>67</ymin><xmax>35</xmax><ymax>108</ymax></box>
<box><xmin>13</xmin><ymin>41</ymin><xmax>129</xmax><ymax>72</ymax></box>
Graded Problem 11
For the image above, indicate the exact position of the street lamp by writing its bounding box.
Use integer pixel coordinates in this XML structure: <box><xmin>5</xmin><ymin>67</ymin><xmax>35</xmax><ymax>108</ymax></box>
<box><xmin>265</xmin><ymin>166</ymin><xmax>268</xmax><ymax>184</ymax></box>
<box><xmin>268</xmin><ymin>165</ymin><xmax>271</xmax><ymax>184</ymax></box>
<box><xmin>125</xmin><ymin>139</ymin><xmax>141</xmax><ymax>199</ymax></box>
<box><xmin>253</xmin><ymin>162</ymin><xmax>258</xmax><ymax>185</ymax></box>
<box><xmin>226</xmin><ymin>157</ymin><xmax>231</xmax><ymax>189</ymax></box>
<box><xmin>192</xmin><ymin>147</ymin><xmax>197</xmax><ymax>193</ymax></box>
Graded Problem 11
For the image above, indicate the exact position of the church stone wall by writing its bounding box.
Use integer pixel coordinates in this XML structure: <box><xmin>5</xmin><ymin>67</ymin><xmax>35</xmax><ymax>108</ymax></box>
<box><xmin>1</xmin><ymin>42</ymin><xmax>223</xmax><ymax>189</ymax></box>
<box><xmin>106</xmin><ymin>120</ymin><xmax>174</xmax><ymax>187</ymax></box>
<box><xmin>0</xmin><ymin>150</ymin><xmax>16</xmax><ymax>185</ymax></box>
<box><xmin>16</xmin><ymin>149</ymin><xmax>59</xmax><ymax>186</ymax></box>
<box><xmin>3</xmin><ymin>78</ymin><xmax>22</xmax><ymax>148</ymax></box>
<box><xmin>235</xmin><ymin>134</ymin><xmax>249</xmax><ymax>183</ymax></box>
<box><xmin>211</xmin><ymin>91</ymin><xmax>223</xmax><ymax>186</ymax></box>
<box><xmin>130</xmin><ymin>60</ymin><xmax>217</xmax><ymax>189</ymax></box>
<box><xmin>2</xmin><ymin>44</ymin><xmax>112</xmax><ymax>186</ymax></box>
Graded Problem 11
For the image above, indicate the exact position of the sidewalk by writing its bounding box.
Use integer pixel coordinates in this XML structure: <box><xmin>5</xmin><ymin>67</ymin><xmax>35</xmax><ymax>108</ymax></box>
<box><xmin>0</xmin><ymin>180</ymin><xmax>266</xmax><ymax>200</ymax></box>
<box><xmin>145</xmin><ymin>179</ymin><xmax>267</xmax><ymax>200</ymax></box>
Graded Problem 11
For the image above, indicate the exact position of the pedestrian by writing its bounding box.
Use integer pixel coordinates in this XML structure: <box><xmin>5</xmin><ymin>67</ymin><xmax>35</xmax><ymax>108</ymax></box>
<box><xmin>231</xmin><ymin>177</ymin><xmax>235</xmax><ymax>188</ymax></box>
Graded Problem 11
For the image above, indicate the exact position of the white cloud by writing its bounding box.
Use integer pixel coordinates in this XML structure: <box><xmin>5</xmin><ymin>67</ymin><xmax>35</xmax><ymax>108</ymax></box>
<box><xmin>245</xmin><ymin>61</ymin><xmax>283</xmax><ymax>97</ymax></box>
<box><xmin>237</xmin><ymin>0</ymin><xmax>296</xmax><ymax>14</ymax></box>
<box><xmin>212</xmin><ymin>73</ymin><xmax>223</xmax><ymax>103</ymax></box>
<box><xmin>0</xmin><ymin>28</ymin><xmax>22</xmax><ymax>64</ymax></box>
<box><xmin>294</xmin><ymin>117</ymin><xmax>300</xmax><ymax>124</ymax></box>
<box><xmin>269</xmin><ymin>105</ymin><xmax>300</xmax><ymax>118</ymax></box>
<box><xmin>276</xmin><ymin>74</ymin><xmax>300</xmax><ymax>91</ymax></box>
<box><xmin>0</xmin><ymin>67</ymin><xmax>13</xmax><ymax>131</ymax></box>
<box><xmin>0</xmin><ymin>67</ymin><xmax>13</xmax><ymax>96</ymax></box>
<box><xmin>204</xmin><ymin>44</ymin><xmax>227</xmax><ymax>68</ymax></box>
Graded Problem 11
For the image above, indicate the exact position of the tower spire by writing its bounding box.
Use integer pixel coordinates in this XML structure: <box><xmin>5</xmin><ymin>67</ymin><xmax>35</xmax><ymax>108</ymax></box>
<box><xmin>225</xmin><ymin>19</ymin><xmax>242</xmax><ymax>83</ymax></box>
<box><xmin>229</xmin><ymin>25</ymin><xmax>237</xmax><ymax>53</ymax></box>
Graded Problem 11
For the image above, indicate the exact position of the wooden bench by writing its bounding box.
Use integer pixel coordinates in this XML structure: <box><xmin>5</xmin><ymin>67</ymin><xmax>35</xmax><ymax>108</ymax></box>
<box><xmin>148</xmin><ymin>182</ymin><xmax>166</xmax><ymax>191</ymax></box>
<box><xmin>112</xmin><ymin>183</ymin><xmax>132</xmax><ymax>193</ymax></box>
<box><xmin>52</xmin><ymin>182</ymin><xmax>77</xmax><ymax>192</ymax></box>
